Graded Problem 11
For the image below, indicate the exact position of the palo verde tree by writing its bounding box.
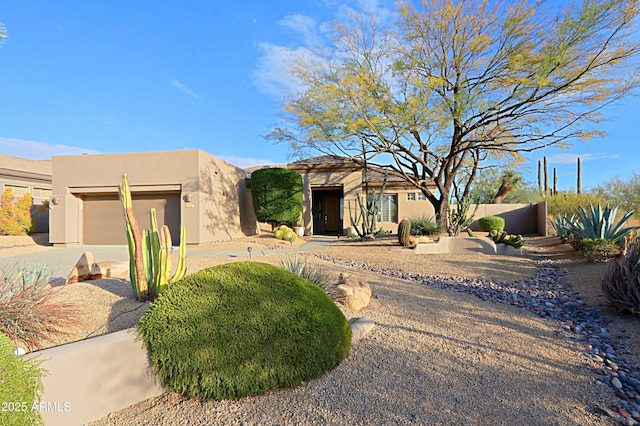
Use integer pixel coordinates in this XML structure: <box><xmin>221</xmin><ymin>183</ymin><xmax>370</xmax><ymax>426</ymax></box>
<box><xmin>268</xmin><ymin>0</ymin><xmax>640</xmax><ymax>228</ymax></box>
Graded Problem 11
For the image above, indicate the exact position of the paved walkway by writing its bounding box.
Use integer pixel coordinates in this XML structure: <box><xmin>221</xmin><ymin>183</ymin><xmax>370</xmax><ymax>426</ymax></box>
<box><xmin>0</xmin><ymin>236</ymin><xmax>337</xmax><ymax>279</ymax></box>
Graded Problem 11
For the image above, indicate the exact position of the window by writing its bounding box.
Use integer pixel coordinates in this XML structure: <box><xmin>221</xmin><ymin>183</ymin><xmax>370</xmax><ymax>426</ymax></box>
<box><xmin>32</xmin><ymin>187</ymin><xmax>52</xmax><ymax>198</ymax></box>
<box><xmin>417</xmin><ymin>192</ymin><xmax>427</xmax><ymax>201</ymax></box>
<box><xmin>377</xmin><ymin>194</ymin><xmax>398</xmax><ymax>223</ymax></box>
<box><xmin>4</xmin><ymin>185</ymin><xmax>28</xmax><ymax>196</ymax></box>
<box><xmin>406</xmin><ymin>193</ymin><xmax>416</xmax><ymax>201</ymax></box>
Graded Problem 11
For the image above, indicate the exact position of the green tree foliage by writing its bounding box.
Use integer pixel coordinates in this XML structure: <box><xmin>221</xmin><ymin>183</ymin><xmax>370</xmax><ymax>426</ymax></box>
<box><xmin>269</xmin><ymin>0</ymin><xmax>640</xmax><ymax>229</ymax></box>
<box><xmin>592</xmin><ymin>172</ymin><xmax>640</xmax><ymax>217</ymax></box>
<box><xmin>250</xmin><ymin>168</ymin><xmax>303</xmax><ymax>227</ymax></box>
<box><xmin>470</xmin><ymin>169</ymin><xmax>543</xmax><ymax>204</ymax></box>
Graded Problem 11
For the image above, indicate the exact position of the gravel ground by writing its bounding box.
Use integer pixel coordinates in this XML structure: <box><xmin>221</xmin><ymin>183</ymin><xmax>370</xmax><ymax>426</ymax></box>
<box><xmin>1</xmin><ymin>234</ymin><xmax>626</xmax><ymax>425</ymax></box>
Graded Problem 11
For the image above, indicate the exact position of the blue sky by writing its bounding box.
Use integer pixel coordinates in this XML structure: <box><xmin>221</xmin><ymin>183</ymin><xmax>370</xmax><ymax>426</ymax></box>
<box><xmin>0</xmin><ymin>1</ymin><xmax>638</xmax><ymax>192</ymax></box>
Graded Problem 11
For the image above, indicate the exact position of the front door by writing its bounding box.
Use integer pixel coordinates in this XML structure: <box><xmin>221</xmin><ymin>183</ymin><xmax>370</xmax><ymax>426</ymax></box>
<box><xmin>312</xmin><ymin>189</ymin><xmax>343</xmax><ymax>235</ymax></box>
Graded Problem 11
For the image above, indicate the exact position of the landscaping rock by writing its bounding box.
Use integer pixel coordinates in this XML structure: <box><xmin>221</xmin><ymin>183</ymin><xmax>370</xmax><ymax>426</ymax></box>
<box><xmin>66</xmin><ymin>252</ymin><xmax>129</xmax><ymax>283</ymax></box>
<box><xmin>66</xmin><ymin>252</ymin><xmax>95</xmax><ymax>284</ymax></box>
<box><xmin>334</xmin><ymin>273</ymin><xmax>371</xmax><ymax>311</ymax></box>
<box><xmin>350</xmin><ymin>317</ymin><xmax>375</xmax><ymax>344</ymax></box>
<box><xmin>88</xmin><ymin>261</ymin><xmax>129</xmax><ymax>280</ymax></box>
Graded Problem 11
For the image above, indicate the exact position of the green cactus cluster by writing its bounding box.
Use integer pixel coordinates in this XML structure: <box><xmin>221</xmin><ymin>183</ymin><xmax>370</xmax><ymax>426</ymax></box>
<box><xmin>489</xmin><ymin>228</ymin><xmax>524</xmax><ymax>249</ymax></box>
<box><xmin>274</xmin><ymin>224</ymin><xmax>297</xmax><ymax>241</ymax></box>
<box><xmin>119</xmin><ymin>174</ymin><xmax>187</xmax><ymax>302</ymax></box>
<box><xmin>397</xmin><ymin>218</ymin><xmax>411</xmax><ymax>246</ymax></box>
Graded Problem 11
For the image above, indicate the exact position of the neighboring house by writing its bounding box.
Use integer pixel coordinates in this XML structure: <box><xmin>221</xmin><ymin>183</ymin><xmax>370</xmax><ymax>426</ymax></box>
<box><xmin>50</xmin><ymin>150</ymin><xmax>258</xmax><ymax>246</ymax></box>
<box><xmin>287</xmin><ymin>155</ymin><xmax>436</xmax><ymax>236</ymax></box>
<box><xmin>0</xmin><ymin>154</ymin><xmax>52</xmax><ymax>232</ymax></box>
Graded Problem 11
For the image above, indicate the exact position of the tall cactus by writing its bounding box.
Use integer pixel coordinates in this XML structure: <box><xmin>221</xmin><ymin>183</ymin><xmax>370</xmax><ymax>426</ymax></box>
<box><xmin>119</xmin><ymin>174</ymin><xmax>187</xmax><ymax>302</ymax></box>
<box><xmin>119</xmin><ymin>174</ymin><xmax>148</xmax><ymax>302</ymax></box>
<box><xmin>577</xmin><ymin>157</ymin><xmax>582</xmax><ymax>194</ymax></box>
<box><xmin>543</xmin><ymin>156</ymin><xmax>549</xmax><ymax>197</ymax></box>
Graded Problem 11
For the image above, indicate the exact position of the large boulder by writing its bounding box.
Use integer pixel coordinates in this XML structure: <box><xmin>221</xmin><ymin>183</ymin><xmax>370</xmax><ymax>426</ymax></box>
<box><xmin>334</xmin><ymin>273</ymin><xmax>372</xmax><ymax>311</ymax></box>
<box><xmin>66</xmin><ymin>252</ymin><xmax>128</xmax><ymax>284</ymax></box>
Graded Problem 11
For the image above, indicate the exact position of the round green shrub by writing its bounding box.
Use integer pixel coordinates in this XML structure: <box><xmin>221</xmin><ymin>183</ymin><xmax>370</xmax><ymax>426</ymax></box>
<box><xmin>137</xmin><ymin>262</ymin><xmax>351</xmax><ymax>400</ymax></box>
<box><xmin>0</xmin><ymin>333</ymin><xmax>45</xmax><ymax>426</ymax></box>
<box><xmin>478</xmin><ymin>216</ymin><xmax>505</xmax><ymax>232</ymax></box>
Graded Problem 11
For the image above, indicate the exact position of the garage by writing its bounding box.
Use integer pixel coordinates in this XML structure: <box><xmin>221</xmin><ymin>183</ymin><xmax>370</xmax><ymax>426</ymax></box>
<box><xmin>81</xmin><ymin>192</ymin><xmax>181</xmax><ymax>245</ymax></box>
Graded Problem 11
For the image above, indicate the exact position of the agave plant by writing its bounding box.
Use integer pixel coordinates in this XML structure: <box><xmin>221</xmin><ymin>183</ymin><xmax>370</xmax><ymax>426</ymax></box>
<box><xmin>567</xmin><ymin>204</ymin><xmax>639</xmax><ymax>245</ymax></box>
<box><xmin>548</xmin><ymin>213</ymin><xmax>577</xmax><ymax>242</ymax></box>
<box><xmin>602</xmin><ymin>242</ymin><xmax>640</xmax><ymax>314</ymax></box>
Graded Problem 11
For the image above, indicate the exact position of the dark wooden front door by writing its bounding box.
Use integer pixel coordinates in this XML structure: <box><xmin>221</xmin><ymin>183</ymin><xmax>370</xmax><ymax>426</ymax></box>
<box><xmin>312</xmin><ymin>189</ymin><xmax>343</xmax><ymax>235</ymax></box>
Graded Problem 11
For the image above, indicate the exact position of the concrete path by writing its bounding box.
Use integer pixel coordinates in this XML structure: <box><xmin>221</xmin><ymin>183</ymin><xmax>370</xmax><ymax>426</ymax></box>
<box><xmin>0</xmin><ymin>236</ymin><xmax>337</xmax><ymax>278</ymax></box>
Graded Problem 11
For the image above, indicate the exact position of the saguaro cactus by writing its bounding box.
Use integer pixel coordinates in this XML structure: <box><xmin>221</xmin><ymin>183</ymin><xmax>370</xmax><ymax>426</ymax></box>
<box><xmin>577</xmin><ymin>157</ymin><xmax>582</xmax><ymax>194</ymax></box>
<box><xmin>119</xmin><ymin>174</ymin><xmax>187</xmax><ymax>302</ymax></box>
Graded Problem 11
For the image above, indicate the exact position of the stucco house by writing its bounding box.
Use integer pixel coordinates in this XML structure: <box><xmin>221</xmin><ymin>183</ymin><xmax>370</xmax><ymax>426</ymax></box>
<box><xmin>0</xmin><ymin>154</ymin><xmax>52</xmax><ymax>232</ymax></box>
<box><xmin>50</xmin><ymin>150</ymin><xmax>258</xmax><ymax>246</ymax></box>
<box><xmin>49</xmin><ymin>150</ymin><xmax>439</xmax><ymax>245</ymax></box>
<box><xmin>286</xmin><ymin>155</ymin><xmax>436</xmax><ymax>236</ymax></box>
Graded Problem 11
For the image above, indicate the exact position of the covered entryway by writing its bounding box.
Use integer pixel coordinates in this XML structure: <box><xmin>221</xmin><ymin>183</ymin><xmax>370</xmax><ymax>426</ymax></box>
<box><xmin>312</xmin><ymin>188</ymin><xmax>343</xmax><ymax>235</ymax></box>
<box><xmin>81</xmin><ymin>193</ymin><xmax>181</xmax><ymax>245</ymax></box>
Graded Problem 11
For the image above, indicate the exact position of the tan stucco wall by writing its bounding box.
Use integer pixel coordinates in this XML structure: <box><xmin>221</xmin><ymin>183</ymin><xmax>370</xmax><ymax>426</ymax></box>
<box><xmin>196</xmin><ymin>152</ymin><xmax>259</xmax><ymax>241</ymax></box>
<box><xmin>467</xmin><ymin>203</ymin><xmax>545</xmax><ymax>235</ymax></box>
<box><xmin>51</xmin><ymin>150</ymin><xmax>257</xmax><ymax>245</ymax></box>
<box><xmin>25</xmin><ymin>329</ymin><xmax>163</xmax><ymax>426</ymax></box>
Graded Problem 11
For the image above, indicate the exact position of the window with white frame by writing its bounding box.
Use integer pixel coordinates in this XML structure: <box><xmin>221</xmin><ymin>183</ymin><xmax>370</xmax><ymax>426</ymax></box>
<box><xmin>4</xmin><ymin>185</ymin><xmax>28</xmax><ymax>196</ymax></box>
<box><xmin>417</xmin><ymin>192</ymin><xmax>427</xmax><ymax>200</ymax></box>
<box><xmin>406</xmin><ymin>193</ymin><xmax>416</xmax><ymax>201</ymax></box>
<box><xmin>32</xmin><ymin>187</ymin><xmax>52</xmax><ymax>198</ymax></box>
<box><xmin>377</xmin><ymin>194</ymin><xmax>398</xmax><ymax>223</ymax></box>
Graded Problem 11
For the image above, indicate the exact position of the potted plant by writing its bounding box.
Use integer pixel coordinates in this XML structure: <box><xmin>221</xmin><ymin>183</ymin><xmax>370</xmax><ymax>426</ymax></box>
<box><xmin>293</xmin><ymin>215</ymin><xmax>305</xmax><ymax>237</ymax></box>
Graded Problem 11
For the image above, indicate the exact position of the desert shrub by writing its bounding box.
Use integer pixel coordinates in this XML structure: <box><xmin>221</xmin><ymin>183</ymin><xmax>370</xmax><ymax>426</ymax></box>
<box><xmin>546</xmin><ymin>191</ymin><xmax>601</xmax><ymax>217</ymax></box>
<box><xmin>0</xmin><ymin>332</ymin><xmax>45</xmax><ymax>426</ymax></box>
<box><xmin>581</xmin><ymin>239</ymin><xmax>621</xmax><ymax>263</ymax></box>
<box><xmin>0</xmin><ymin>189</ymin><xmax>33</xmax><ymax>236</ymax></box>
<box><xmin>0</xmin><ymin>264</ymin><xmax>78</xmax><ymax>351</ymax></box>
<box><xmin>137</xmin><ymin>262</ymin><xmax>351</xmax><ymax>400</ymax></box>
<box><xmin>280</xmin><ymin>254</ymin><xmax>334</xmax><ymax>296</ymax></box>
<box><xmin>478</xmin><ymin>216</ymin><xmax>505</xmax><ymax>232</ymax></box>
<box><xmin>592</xmin><ymin>172</ymin><xmax>640</xmax><ymax>218</ymax></box>
<box><xmin>602</xmin><ymin>242</ymin><xmax>640</xmax><ymax>314</ymax></box>
<box><xmin>250</xmin><ymin>168</ymin><xmax>303</xmax><ymax>227</ymax></box>
<box><xmin>409</xmin><ymin>215</ymin><xmax>442</xmax><ymax>236</ymax></box>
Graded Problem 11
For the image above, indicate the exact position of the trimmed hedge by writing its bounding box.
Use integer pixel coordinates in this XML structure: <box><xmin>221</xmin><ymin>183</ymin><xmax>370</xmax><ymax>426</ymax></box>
<box><xmin>478</xmin><ymin>216</ymin><xmax>505</xmax><ymax>232</ymax></box>
<box><xmin>250</xmin><ymin>168</ymin><xmax>303</xmax><ymax>226</ymax></box>
<box><xmin>137</xmin><ymin>262</ymin><xmax>351</xmax><ymax>400</ymax></box>
<box><xmin>0</xmin><ymin>333</ymin><xmax>45</xmax><ymax>426</ymax></box>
